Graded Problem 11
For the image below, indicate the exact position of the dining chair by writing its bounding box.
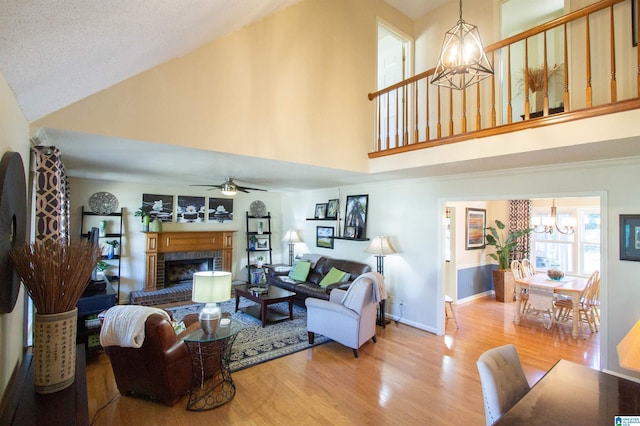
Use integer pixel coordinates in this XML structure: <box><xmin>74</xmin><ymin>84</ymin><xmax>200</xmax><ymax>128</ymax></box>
<box><xmin>521</xmin><ymin>259</ymin><xmax>535</xmax><ymax>276</ymax></box>
<box><xmin>511</xmin><ymin>260</ymin><xmax>528</xmax><ymax>315</ymax></box>
<box><xmin>477</xmin><ymin>344</ymin><xmax>531</xmax><ymax>426</ymax></box>
<box><xmin>524</xmin><ymin>283</ymin><xmax>556</xmax><ymax>329</ymax></box>
<box><xmin>555</xmin><ymin>270</ymin><xmax>600</xmax><ymax>334</ymax></box>
<box><xmin>445</xmin><ymin>295</ymin><xmax>459</xmax><ymax>329</ymax></box>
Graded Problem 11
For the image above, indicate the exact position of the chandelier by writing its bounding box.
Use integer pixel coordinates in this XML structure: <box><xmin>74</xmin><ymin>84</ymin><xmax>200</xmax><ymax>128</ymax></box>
<box><xmin>532</xmin><ymin>200</ymin><xmax>576</xmax><ymax>235</ymax></box>
<box><xmin>430</xmin><ymin>0</ymin><xmax>494</xmax><ymax>90</ymax></box>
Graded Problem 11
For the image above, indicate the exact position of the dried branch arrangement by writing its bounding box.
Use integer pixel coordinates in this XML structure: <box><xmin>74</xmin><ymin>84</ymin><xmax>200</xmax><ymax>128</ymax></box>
<box><xmin>9</xmin><ymin>240</ymin><xmax>101</xmax><ymax>314</ymax></box>
<box><xmin>518</xmin><ymin>64</ymin><xmax>561</xmax><ymax>93</ymax></box>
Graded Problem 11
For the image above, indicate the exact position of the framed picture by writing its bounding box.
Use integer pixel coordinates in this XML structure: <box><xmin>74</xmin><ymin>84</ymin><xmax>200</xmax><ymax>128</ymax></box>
<box><xmin>466</xmin><ymin>208</ymin><xmax>486</xmax><ymax>250</ymax></box>
<box><xmin>256</xmin><ymin>236</ymin><xmax>270</xmax><ymax>250</ymax></box>
<box><xmin>177</xmin><ymin>195</ymin><xmax>205</xmax><ymax>223</ymax></box>
<box><xmin>344</xmin><ymin>226</ymin><xmax>356</xmax><ymax>239</ymax></box>
<box><xmin>142</xmin><ymin>194</ymin><xmax>174</xmax><ymax>222</ymax></box>
<box><xmin>620</xmin><ymin>214</ymin><xmax>640</xmax><ymax>261</ymax></box>
<box><xmin>208</xmin><ymin>197</ymin><xmax>233</xmax><ymax>223</ymax></box>
<box><xmin>316</xmin><ymin>226</ymin><xmax>334</xmax><ymax>249</ymax></box>
<box><xmin>326</xmin><ymin>199</ymin><xmax>339</xmax><ymax>219</ymax></box>
<box><xmin>315</xmin><ymin>203</ymin><xmax>328</xmax><ymax>219</ymax></box>
<box><xmin>344</xmin><ymin>194</ymin><xmax>368</xmax><ymax>239</ymax></box>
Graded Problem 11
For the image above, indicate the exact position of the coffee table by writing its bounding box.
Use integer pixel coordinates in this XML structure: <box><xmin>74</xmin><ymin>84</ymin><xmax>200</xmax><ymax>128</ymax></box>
<box><xmin>234</xmin><ymin>283</ymin><xmax>296</xmax><ymax>327</ymax></box>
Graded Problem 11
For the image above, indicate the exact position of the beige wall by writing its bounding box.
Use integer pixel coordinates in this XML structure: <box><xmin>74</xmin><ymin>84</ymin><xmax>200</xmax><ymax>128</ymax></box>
<box><xmin>34</xmin><ymin>0</ymin><xmax>413</xmax><ymax>174</ymax></box>
<box><xmin>0</xmin><ymin>70</ymin><xmax>31</xmax><ymax>398</ymax></box>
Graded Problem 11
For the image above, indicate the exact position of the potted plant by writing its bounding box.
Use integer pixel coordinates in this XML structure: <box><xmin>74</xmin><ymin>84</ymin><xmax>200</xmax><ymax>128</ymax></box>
<box><xmin>134</xmin><ymin>206</ymin><xmax>151</xmax><ymax>231</ymax></box>
<box><xmin>485</xmin><ymin>219</ymin><xmax>532</xmax><ymax>303</ymax></box>
<box><xmin>249</xmin><ymin>234</ymin><xmax>258</xmax><ymax>251</ymax></box>
<box><xmin>96</xmin><ymin>260</ymin><xmax>109</xmax><ymax>279</ymax></box>
<box><xmin>105</xmin><ymin>239</ymin><xmax>120</xmax><ymax>259</ymax></box>
<box><xmin>517</xmin><ymin>64</ymin><xmax>561</xmax><ymax>112</ymax></box>
<box><xmin>256</xmin><ymin>255</ymin><xmax>265</xmax><ymax>267</ymax></box>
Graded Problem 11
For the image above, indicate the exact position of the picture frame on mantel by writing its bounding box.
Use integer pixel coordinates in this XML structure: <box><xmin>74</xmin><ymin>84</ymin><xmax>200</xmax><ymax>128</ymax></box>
<box><xmin>344</xmin><ymin>194</ymin><xmax>368</xmax><ymax>239</ymax></box>
<box><xmin>466</xmin><ymin>208</ymin><xmax>486</xmax><ymax>250</ymax></box>
<box><xmin>620</xmin><ymin>214</ymin><xmax>640</xmax><ymax>261</ymax></box>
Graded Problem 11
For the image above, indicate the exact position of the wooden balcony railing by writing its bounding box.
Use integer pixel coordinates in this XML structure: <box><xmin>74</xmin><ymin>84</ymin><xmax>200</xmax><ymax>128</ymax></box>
<box><xmin>368</xmin><ymin>0</ymin><xmax>640</xmax><ymax>158</ymax></box>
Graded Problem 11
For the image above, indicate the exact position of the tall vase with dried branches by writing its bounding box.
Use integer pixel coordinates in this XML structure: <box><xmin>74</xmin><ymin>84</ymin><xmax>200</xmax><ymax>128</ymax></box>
<box><xmin>9</xmin><ymin>239</ymin><xmax>100</xmax><ymax>393</ymax></box>
<box><xmin>518</xmin><ymin>65</ymin><xmax>561</xmax><ymax>112</ymax></box>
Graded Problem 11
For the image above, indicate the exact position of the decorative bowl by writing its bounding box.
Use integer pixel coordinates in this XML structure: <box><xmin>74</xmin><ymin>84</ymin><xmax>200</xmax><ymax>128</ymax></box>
<box><xmin>547</xmin><ymin>269</ymin><xmax>565</xmax><ymax>281</ymax></box>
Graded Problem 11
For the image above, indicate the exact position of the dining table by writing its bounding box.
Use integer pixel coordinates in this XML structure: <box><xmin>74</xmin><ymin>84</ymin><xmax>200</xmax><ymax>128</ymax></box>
<box><xmin>495</xmin><ymin>359</ymin><xmax>640</xmax><ymax>425</ymax></box>
<box><xmin>513</xmin><ymin>273</ymin><xmax>588</xmax><ymax>338</ymax></box>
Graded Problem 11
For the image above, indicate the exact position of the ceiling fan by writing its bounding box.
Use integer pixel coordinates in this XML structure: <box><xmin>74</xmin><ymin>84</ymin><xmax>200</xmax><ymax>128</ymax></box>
<box><xmin>191</xmin><ymin>177</ymin><xmax>267</xmax><ymax>196</ymax></box>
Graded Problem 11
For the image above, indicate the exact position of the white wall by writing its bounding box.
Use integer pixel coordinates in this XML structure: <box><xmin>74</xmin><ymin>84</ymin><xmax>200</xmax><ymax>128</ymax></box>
<box><xmin>283</xmin><ymin>157</ymin><xmax>640</xmax><ymax>377</ymax></box>
<box><xmin>69</xmin><ymin>178</ymin><xmax>284</xmax><ymax>302</ymax></box>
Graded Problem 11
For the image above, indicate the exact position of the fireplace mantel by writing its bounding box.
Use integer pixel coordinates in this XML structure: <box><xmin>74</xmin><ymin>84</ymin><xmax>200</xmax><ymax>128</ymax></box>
<box><xmin>144</xmin><ymin>231</ymin><xmax>233</xmax><ymax>291</ymax></box>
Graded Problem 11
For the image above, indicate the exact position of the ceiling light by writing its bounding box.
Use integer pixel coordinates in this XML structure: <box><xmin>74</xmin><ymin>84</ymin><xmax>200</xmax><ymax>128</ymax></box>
<box><xmin>532</xmin><ymin>199</ymin><xmax>576</xmax><ymax>235</ymax></box>
<box><xmin>430</xmin><ymin>0</ymin><xmax>494</xmax><ymax>90</ymax></box>
<box><xmin>220</xmin><ymin>181</ymin><xmax>237</xmax><ymax>196</ymax></box>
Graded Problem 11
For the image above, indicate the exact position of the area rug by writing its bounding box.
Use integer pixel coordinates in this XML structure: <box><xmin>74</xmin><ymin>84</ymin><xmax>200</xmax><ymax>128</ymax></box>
<box><xmin>165</xmin><ymin>299</ymin><xmax>329</xmax><ymax>372</ymax></box>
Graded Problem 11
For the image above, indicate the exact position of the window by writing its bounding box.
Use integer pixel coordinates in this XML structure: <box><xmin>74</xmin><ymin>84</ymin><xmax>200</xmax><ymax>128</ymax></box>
<box><xmin>532</xmin><ymin>206</ymin><xmax>600</xmax><ymax>276</ymax></box>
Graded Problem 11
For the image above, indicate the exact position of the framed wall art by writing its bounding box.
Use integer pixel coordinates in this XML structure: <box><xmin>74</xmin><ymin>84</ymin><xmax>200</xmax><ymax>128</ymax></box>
<box><xmin>208</xmin><ymin>197</ymin><xmax>233</xmax><ymax>223</ymax></box>
<box><xmin>620</xmin><ymin>214</ymin><xmax>640</xmax><ymax>261</ymax></box>
<box><xmin>344</xmin><ymin>194</ymin><xmax>368</xmax><ymax>239</ymax></box>
<box><xmin>316</xmin><ymin>226</ymin><xmax>334</xmax><ymax>249</ymax></box>
<box><xmin>466</xmin><ymin>208</ymin><xmax>486</xmax><ymax>250</ymax></box>
<box><xmin>326</xmin><ymin>199</ymin><xmax>339</xmax><ymax>219</ymax></box>
<box><xmin>142</xmin><ymin>194</ymin><xmax>174</xmax><ymax>222</ymax></box>
<box><xmin>315</xmin><ymin>203</ymin><xmax>327</xmax><ymax>219</ymax></box>
<box><xmin>256</xmin><ymin>236</ymin><xmax>270</xmax><ymax>250</ymax></box>
<box><xmin>177</xmin><ymin>195</ymin><xmax>205</xmax><ymax>223</ymax></box>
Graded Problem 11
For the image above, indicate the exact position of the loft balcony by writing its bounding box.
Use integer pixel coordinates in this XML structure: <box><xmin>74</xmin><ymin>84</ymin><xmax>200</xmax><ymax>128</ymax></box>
<box><xmin>367</xmin><ymin>0</ymin><xmax>640</xmax><ymax>159</ymax></box>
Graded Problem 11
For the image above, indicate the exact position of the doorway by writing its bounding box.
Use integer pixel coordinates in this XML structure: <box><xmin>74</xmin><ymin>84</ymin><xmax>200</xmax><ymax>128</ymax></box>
<box><xmin>442</xmin><ymin>196</ymin><xmax>602</xmax><ymax>367</ymax></box>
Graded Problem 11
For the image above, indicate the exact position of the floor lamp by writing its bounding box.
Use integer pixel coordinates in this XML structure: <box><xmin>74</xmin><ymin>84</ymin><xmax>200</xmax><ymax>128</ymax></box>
<box><xmin>282</xmin><ymin>230</ymin><xmax>302</xmax><ymax>266</ymax></box>
<box><xmin>365</xmin><ymin>236</ymin><xmax>396</xmax><ymax>327</ymax></box>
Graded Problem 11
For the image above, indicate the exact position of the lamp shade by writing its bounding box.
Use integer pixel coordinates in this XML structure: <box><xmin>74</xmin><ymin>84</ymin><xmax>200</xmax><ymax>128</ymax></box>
<box><xmin>365</xmin><ymin>236</ymin><xmax>396</xmax><ymax>255</ymax></box>
<box><xmin>617</xmin><ymin>320</ymin><xmax>640</xmax><ymax>372</ymax></box>
<box><xmin>282</xmin><ymin>230</ymin><xmax>302</xmax><ymax>244</ymax></box>
<box><xmin>192</xmin><ymin>271</ymin><xmax>232</xmax><ymax>303</ymax></box>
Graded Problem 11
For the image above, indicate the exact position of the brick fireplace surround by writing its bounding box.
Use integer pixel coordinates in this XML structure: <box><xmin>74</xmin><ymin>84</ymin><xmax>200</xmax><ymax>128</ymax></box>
<box><xmin>129</xmin><ymin>231</ymin><xmax>233</xmax><ymax>305</ymax></box>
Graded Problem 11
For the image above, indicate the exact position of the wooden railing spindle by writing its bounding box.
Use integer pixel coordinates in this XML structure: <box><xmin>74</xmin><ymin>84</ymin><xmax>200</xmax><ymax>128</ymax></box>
<box><xmin>507</xmin><ymin>46</ymin><xmax>513</xmax><ymax>123</ymax></box>
<box><xmin>543</xmin><ymin>31</ymin><xmax>549</xmax><ymax>116</ymax></box>
<box><xmin>563</xmin><ymin>23</ymin><xmax>570</xmax><ymax>111</ymax></box>
<box><xmin>610</xmin><ymin>5</ymin><xmax>617</xmax><ymax>102</ymax></box>
<box><xmin>586</xmin><ymin>13</ymin><xmax>593</xmax><ymax>107</ymax></box>
<box><xmin>449</xmin><ymin>88</ymin><xmax>454</xmax><ymax>136</ymax></box>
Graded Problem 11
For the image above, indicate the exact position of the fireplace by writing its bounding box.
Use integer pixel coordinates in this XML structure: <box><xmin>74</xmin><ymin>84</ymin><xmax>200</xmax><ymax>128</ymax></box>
<box><xmin>158</xmin><ymin>250</ymin><xmax>223</xmax><ymax>289</ymax></box>
<box><xmin>144</xmin><ymin>231</ymin><xmax>233</xmax><ymax>291</ymax></box>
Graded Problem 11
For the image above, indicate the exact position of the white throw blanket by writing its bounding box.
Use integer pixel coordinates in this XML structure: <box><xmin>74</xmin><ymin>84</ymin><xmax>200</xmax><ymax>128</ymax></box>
<box><xmin>342</xmin><ymin>271</ymin><xmax>387</xmax><ymax>306</ymax></box>
<box><xmin>100</xmin><ymin>305</ymin><xmax>170</xmax><ymax>348</ymax></box>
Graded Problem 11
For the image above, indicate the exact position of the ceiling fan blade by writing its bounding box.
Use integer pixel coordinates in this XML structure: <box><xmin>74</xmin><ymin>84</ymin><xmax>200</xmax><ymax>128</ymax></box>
<box><xmin>237</xmin><ymin>186</ymin><xmax>267</xmax><ymax>192</ymax></box>
<box><xmin>190</xmin><ymin>184</ymin><xmax>223</xmax><ymax>189</ymax></box>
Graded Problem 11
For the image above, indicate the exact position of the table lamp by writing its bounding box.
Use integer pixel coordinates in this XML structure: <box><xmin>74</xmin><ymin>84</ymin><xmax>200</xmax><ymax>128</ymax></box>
<box><xmin>365</xmin><ymin>236</ymin><xmax>396</xmax><ymax>275</ymax></box>
<box><xmin>282</xmin><ymin>230</ymin><xmax>302</xmax><ymax>266</ymax></box>
<box><xmin>617</xmin><ymin>319</ymin><xmax>640</xmax><ymax>371</ymax></box>
<box><xmin>192</xmin><ymin>271</ymin><xmax>232</xmax><ymax>334</ymax></box>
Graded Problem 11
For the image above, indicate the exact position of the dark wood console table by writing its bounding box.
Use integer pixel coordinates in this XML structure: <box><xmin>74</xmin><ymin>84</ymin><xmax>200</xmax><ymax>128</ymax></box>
<box><xmin>0</xmin><ymin>345</ymin><xmax>88</xmax><ymax>425</ymax></box>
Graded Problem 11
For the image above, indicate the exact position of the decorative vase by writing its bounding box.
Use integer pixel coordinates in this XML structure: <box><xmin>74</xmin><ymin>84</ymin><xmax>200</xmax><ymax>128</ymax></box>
<box><xmin>142</xmin><ymin>215</ymin><xmax>150</xmax><ymax>232</ymax></box>
<box><xmin>150</xmin><ymin>218</ymin><xmax>162</xmax><ymax>232</ymax></box>
<box><xmin>107</xmin><ymin>245</ymin><xmax>114</xmax><ymax>259</ymax></box>
<box><xmin>99</xmin><ymin>220</ymin><xmax>107</xmax><ymax>237</ymax></box>
<box><xmin>258</xmin><ymin>222</ymin><xmax>264</xmax><ymax>234</ymax></box>
<box><xmin>33</xmin><ymin>307</ymin><xmax>78</xmax><ymax>394</ymax></box>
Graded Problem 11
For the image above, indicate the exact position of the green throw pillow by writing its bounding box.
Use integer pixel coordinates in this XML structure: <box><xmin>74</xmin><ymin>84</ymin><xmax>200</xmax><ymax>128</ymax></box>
<box><xmin>319</xmin><ymin>267</ymin><xmax>348</xmax><ymax>288</ymax></box>
<box><xmin>289</xmin><ymin>261</ymin><xmax>311</xmax><ymax>281</ymax></box>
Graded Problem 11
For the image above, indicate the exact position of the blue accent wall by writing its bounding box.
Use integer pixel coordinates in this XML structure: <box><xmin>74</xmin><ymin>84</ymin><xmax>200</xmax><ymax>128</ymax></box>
<box><xmin>457</xmin><ymin>265</ymin><xmax>497</xmax><ymax>299</ymax></box>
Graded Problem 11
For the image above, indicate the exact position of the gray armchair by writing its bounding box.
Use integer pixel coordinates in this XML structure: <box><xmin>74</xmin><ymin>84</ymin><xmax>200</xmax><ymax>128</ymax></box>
<box><xmin>305</xmin><ymin>276</ymin><xmax>378</xmax><ymax>358</ymax></box>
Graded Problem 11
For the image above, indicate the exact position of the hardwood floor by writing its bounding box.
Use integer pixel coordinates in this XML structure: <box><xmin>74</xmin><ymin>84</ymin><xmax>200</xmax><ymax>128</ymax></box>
<box><xmin>86</xmin><ymin>296</ymin><xmax>599</xmax><ymax>425</ymax></box>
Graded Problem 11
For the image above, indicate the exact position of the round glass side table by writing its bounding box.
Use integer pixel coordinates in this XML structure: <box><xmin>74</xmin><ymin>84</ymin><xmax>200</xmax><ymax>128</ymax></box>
<box><xmin>183</xmin><ymin>319</ymin><xmax>242</xmax><ymax>411</ymax></box>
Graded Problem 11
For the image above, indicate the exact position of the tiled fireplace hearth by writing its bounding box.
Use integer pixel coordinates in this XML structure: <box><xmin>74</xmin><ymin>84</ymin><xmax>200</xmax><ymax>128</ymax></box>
<box><xmin>129</xmin><ymin>231</ymin><xmax>233</xmax><ymax>305</ymax></box>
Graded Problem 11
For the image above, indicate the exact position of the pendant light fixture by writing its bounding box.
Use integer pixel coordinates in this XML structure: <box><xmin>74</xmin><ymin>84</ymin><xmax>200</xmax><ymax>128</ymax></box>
<box><xmin>532</xmin><ymin>199</ymin><xmax>577</xmax><ymax>235</ymax></box>
<box><xmin>430</xmin><ymin>0</ymin><xmax>494</xmax><ymax>90</ymax></box>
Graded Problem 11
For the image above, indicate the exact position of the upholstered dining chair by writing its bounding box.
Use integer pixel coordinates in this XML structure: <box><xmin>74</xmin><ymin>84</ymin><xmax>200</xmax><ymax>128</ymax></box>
<box><xmin>305</xmin><ymin>273</ymin><xmax>380</xmax><ymax>358</ymax></box>
<box><xmin>477</xmin><ymin>344</ymin><xmax>531</xmax><ymax>426</ymax></box>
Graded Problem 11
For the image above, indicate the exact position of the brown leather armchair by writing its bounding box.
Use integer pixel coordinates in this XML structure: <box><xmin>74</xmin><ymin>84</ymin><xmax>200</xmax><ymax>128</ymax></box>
<box><xmin>104</xmin><ymin>312</ymin><xmax>199</xmax><ymax>406</ymax></box>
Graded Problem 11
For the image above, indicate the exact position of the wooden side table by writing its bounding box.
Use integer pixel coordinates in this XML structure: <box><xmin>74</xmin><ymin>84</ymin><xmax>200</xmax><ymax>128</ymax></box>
<box><xmin>183</xmin><ymin>320</ymin><xmax>242</xmax><ymax>411</ymax></box>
